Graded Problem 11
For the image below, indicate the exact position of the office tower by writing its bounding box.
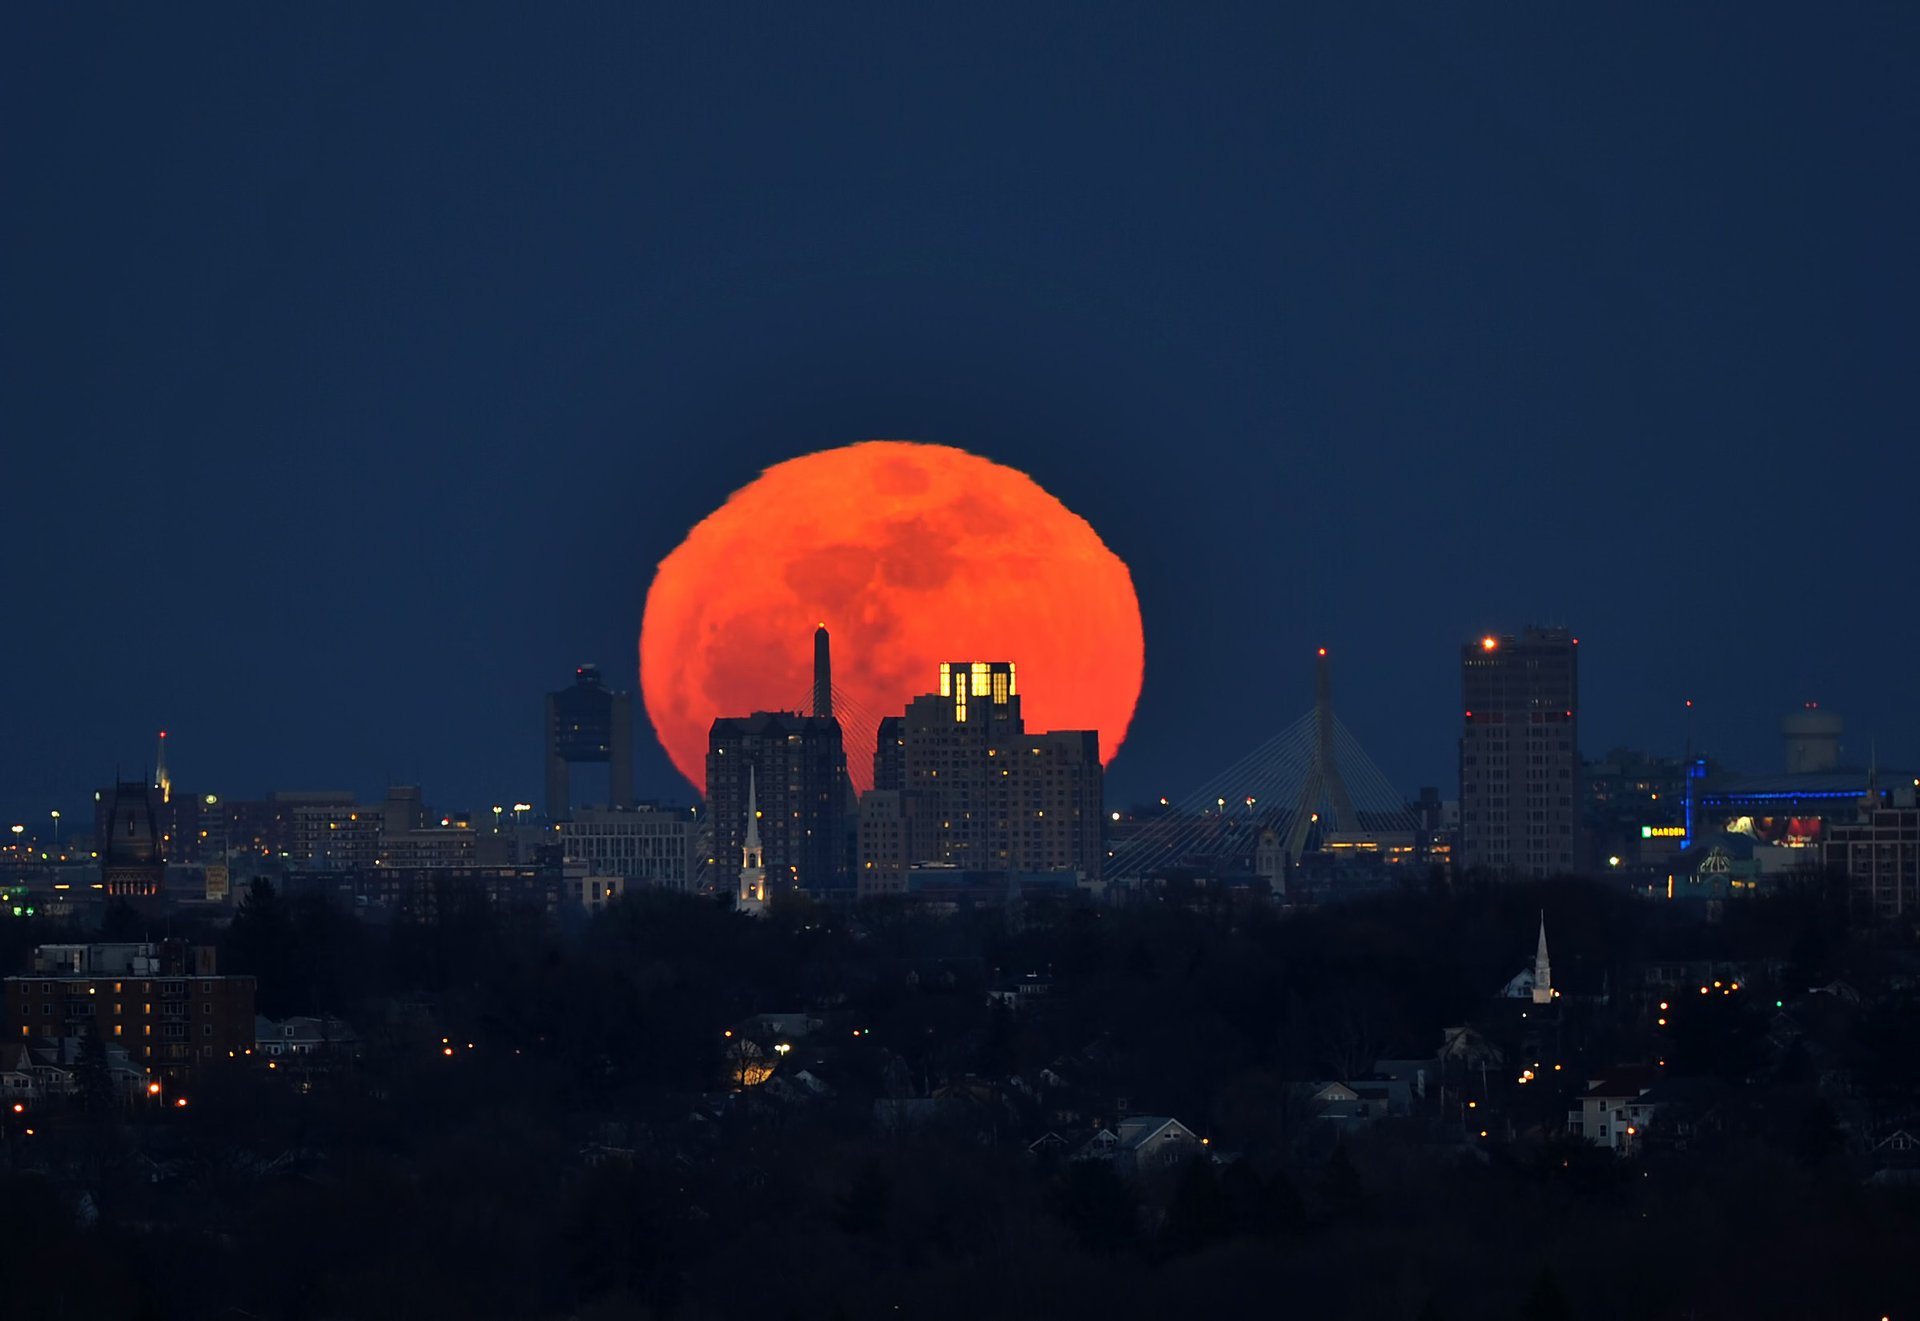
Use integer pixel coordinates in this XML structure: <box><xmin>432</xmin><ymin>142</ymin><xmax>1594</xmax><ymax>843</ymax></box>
<box><xmin>1460</xmin><ymin>627</ymin><xmax>1579</xmax><ymax>876</ymax></box>
<box><xmin>545</xmin><ymin>665</ymin><xmax>634</xmax><ymax>820</ymax></box>
<box><xmin>382</xmin><ymin>785</ymin><xmax>427</xmax><ymax>837</ymax></box>
<box><xmin>861</xmin><ymin>660</ymin><xmax>1102</xmax><ymax>889</ymax></box>
<box><xmin>707</xmin><ymin>711</ymin><xmax>849</xmax><ymax>897</ymax></box>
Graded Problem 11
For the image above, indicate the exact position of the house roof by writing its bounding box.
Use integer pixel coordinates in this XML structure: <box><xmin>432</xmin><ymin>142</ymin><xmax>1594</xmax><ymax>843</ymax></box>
<box><xmin>1582</xmin><ymin>1065</ymin><xmax>1663</xmax><ymax>1100</ymax></box>
<box><xmin>1115</xmin><ymin>1116</ymin><xmax>1197</xmax><ymax>1151</ymax></box>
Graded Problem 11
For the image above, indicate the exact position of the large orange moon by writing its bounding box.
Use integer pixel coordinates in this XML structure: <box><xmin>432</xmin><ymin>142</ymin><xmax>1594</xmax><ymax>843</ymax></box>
<box><xmin>639</xmin><ymin>440</ymin><xmax>1144</xmax><ymax>794</ymax></box>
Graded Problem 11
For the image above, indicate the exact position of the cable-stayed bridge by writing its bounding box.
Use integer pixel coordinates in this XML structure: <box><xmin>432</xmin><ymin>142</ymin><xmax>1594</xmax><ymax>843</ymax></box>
<box><xmin>1106</xmin><ymin>650</ymin><xmax>1421</xmax><ymax>882</ymax></box>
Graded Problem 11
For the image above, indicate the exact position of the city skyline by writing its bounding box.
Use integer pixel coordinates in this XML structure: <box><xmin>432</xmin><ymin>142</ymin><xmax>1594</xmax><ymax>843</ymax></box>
<box><xmin>0</xmin><ymin>621</ymin><xmax>1906</xmax><ymax>829</ymax></box>
<box><xmin>6</xmin><ymin>10</ymin><xmax>1918</xmax><ymax>1318</ymax></box>
<box><xmin>6</xmin><ymin>6</ymin><xmax>1915</xmax><ymax>821</ymax></box>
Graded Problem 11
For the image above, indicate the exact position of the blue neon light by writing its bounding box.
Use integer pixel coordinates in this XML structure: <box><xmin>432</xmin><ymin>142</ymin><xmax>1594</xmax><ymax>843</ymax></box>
<box><xmin>1683</xmin><ymin>758</ymin><xmax>1706</xmax><ymax>848</ymax></box>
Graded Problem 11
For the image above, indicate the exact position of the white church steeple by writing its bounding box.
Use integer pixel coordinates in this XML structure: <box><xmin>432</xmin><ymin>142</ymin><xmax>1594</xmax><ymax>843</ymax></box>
<box><xmin>1531</xmin><ymin>911</ymin><xmax>1553</xmax><ymax>1005</ymax></box>
<box><xmin>738</xmin><ymin>764</ymin><xmax>767</xmax><ymax>916</ymax></box>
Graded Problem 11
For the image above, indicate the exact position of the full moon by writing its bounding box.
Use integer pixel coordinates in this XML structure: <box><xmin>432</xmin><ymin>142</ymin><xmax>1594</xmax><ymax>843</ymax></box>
<box><xmin>640</xmin><ymin>441</ymin><xmax>1144</xmax><ymax>794</ymax></box>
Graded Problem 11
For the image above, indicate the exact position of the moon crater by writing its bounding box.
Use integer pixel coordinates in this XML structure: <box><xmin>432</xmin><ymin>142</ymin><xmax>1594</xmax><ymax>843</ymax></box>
<box><xmin>640</xmin><ymin>440</ymin><xmax>1144</xmax><ymax>793</ymax></box>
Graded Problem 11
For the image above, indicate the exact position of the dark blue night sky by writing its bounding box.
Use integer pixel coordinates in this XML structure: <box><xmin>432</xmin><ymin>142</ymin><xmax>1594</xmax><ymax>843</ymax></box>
<box><xmin>4</xmin><ymin>4</ymin><xmax>1915</xmax><ymax>819</ymax></box>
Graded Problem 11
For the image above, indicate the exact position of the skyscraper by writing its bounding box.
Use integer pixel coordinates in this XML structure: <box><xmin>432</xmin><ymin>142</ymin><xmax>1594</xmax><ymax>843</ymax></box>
<box><xmin>707</xmin><ymin>711</ymin><xmax>849</xmax><ymax>897</ymax></box>
<box><xmin>545</xmin><ymin>665</ymin><xmax>634</xmax><ymax>821</ymax></box>
<box><xmin>861</xmin><ymin>660</ymin><xmax>1102</xmax><ymax>893</ymax></box>
<box><xmin>1460</xmin><ymin>627</ymin><xmax>1579</xmax><ymax>877</ymax></box>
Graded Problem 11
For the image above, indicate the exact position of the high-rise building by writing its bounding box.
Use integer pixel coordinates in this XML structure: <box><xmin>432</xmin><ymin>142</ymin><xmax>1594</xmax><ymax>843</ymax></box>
<box><xmin>707</xmin><ymin>712</ymin><xmax>849</xmax><ymax>897</ymax></box>
<box><xmin>855</xmin><ymin>789</ymin><xmax>934</xmax><ymax>898</ymax></box>
<box><xmin>860</xmin><ymin>661</ymin><xmax>1102</xmax><ymax>893</ymax></box>
<box><xmin>545</xmin><ymin>665</ymin><xmax>634</xmax><ymax>821</ymax></box>
<box><xmin>1460</xmin><ymin>627</ymin><xmax>1579</xmax><ymax>877</ymax></box>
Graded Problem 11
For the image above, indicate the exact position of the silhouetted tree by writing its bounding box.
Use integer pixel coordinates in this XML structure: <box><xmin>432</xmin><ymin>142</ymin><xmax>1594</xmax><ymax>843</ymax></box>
<box><xmin>1053</xmin><ymin>1159</ymin><xmax>1137</xmax><ymax>1252</ymax></box>
<box><xmin>1520</xmin><ymin>1265</ymin><xmax>1575</xmax><ymax>1321</ymax></box>
<box><xmin>1162</xmin><ymin>1156</ymin><xmax>1233</xmax><ymax>1255</ymax></box>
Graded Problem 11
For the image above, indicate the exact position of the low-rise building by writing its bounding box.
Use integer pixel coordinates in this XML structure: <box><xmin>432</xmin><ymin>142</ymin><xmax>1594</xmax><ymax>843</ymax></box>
<box><xmin>2</xmin><ymin>941</ymin><xmax>255</xmax><ymax>1085</ymax></box>
<box><xmin>558</xmin><ymin>806</ymin><xmax>696</xmax><ymax>893</ymax></box>
<box><xmin>1826</xmin><ymin>784</ymin><xmax>1920</xmax><ymax>923</ymax></box>
<box><xmin>1568</xmin><ymin>1065</ymin><xmax>1663</xmax><ymax>1152</ymax></box>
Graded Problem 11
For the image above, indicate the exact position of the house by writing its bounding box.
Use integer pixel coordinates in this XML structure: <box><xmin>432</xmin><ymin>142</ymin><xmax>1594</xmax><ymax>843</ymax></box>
<box><xmin>1027</xmin><ymin>1130</ymin><xmax>1072</xmax><ymax>1157</ymax></box>
<box><xmin>1112</xmin><ymin>1116</ymin><xmax>1206</xmax><ymax>1174</ymax></box>
<box><xmin>1867</xmin><ymin>1128</ymin><xmax>1920</xmax><ymax>1186</ymax></box>
<box><xmin>986</xmin><ymin>972</ymin><xmax>1055</xmax><ymax>1009</ymax></box>
<box><xmin>738</xmin><ymin>1012</ymin><xmax>823</xmax><ymax>1040</ymax></box>
<box><xmin>0</xmin><ymin>1042</ymin><xmax>48</xmax><ymax>1101</ymax></box>
<box><xmin>1071</xmin><ymin>1127</ymin><xmax>1121</xmax><ymax>1160</ymax></box>
<box><xmin>1568</xmin><ymin>1066</ymin><xmax>1664</xmax><ymax>1151</ymax></box>
<box><xmin>255</xmin><ymin>1015</ymin><xmax>360</xmax><ymax>1059</ymax></box>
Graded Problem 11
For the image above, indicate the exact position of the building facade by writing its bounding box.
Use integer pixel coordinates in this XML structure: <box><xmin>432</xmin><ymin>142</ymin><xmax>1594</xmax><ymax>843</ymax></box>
<box><xmin>1460</xmin><ymin>627</ymin><xmax>1579</xmax><ymax>877</ymax></box>
<box><xmin>98</xmin><ymin>779</ymin><xmax>167</xmax><ymax>896</ymax></box>
<box><xmin>707</xmin><ymin>712</ymin><xmax>849</xmax><ymax>897</ymax></box>
<box><xmin>2</xmin><ymin>942</ymin><xmax>255</xmax><ymax>1085</ymax></box>
<box><xmin>557</xmin><ymin>805</ymin><xmax>696</xmax><ymax>892</ymax></box>
<box><xmin>861</xmin><ymin>661</ymin><xmax>1102</xmax><ymax>893</ymax></box>
<box><xmin>1826</xmin><ymin>785</ymin><xmax>1920</xmax><ymax>923</ymax></box>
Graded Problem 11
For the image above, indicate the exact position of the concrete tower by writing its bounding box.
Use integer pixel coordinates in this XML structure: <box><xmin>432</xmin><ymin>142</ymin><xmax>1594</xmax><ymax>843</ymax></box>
<box><xmin>738</xmin><ymin>765</ymin><xmax>768</xmax><ymax>917</ymax></box>
<box><xmin>1783</xmin><ymin>704</ymin><xmax>1842</xmax><ymax>773</ymax></box>
<box><xmin>1282</xmin><ymin>648</ymin><xmax>1359</xmax><ymax>863</ymax></box>
<box><xmin>813</xmin><ymin>625</ymin><xmax>832</xmax><ymax>719</ymax></box>
<box><xmin>544</xmin><ymin>665</ymin><xmax>634</xmax><ymax>821</ymax></box>
<box><xmin>1531</xmin><ymin>912</ymin><xmax>1553</xmax><ymax>1006</ymax></box>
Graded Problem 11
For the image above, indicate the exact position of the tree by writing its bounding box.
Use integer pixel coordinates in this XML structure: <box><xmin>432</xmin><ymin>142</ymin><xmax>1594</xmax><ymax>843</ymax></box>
<box><xmin>1052</xmin><ymin>1159</ymin><xmax>1137</xmax><ymax>1253</ymax></box>
<box><xmin>1520</xmin><ymin>1265</ymin><xmax>1575</xmax><ymax>1321</ymax></box>
<box><xmin>75</xmin><ymin>1028</ymin><xmax>119</xmax><ymax>1117</ymax></box>
<box><xmin>1162</xmin><ymin>1156</ymin><xmax>1233</xmax><ymax>1255</ymax></box>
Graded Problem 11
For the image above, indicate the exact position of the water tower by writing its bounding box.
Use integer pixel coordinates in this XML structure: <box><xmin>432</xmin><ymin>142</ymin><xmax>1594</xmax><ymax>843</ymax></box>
<box><xmin>1782</xmin><ymin>703</ymin><xmax>1842</xmax><ymax>773</ymax></box>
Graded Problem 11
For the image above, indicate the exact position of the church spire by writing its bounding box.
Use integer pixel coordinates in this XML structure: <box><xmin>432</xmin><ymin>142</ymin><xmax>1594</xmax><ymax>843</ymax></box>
<box><xmin>1531</xmin><ymin>912</ymin><xmax>1553</xmax><ymax>1005</ymax></box>
<box><xmin>738</xmin><ymin>764</ymin><xmax>767</xmax><ymax>915</ymax></box>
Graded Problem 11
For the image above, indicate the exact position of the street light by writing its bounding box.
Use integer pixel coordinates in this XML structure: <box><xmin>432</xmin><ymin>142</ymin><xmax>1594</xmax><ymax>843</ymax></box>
<box><xmin>49</xmin><ymin>810</ymin><xmax>60</xmax><ymax>851</ymax></box>
<box><xmin>491</xmin><ymin>806</ymin><xmax>503</xmax><ymax>833</ymax></box>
